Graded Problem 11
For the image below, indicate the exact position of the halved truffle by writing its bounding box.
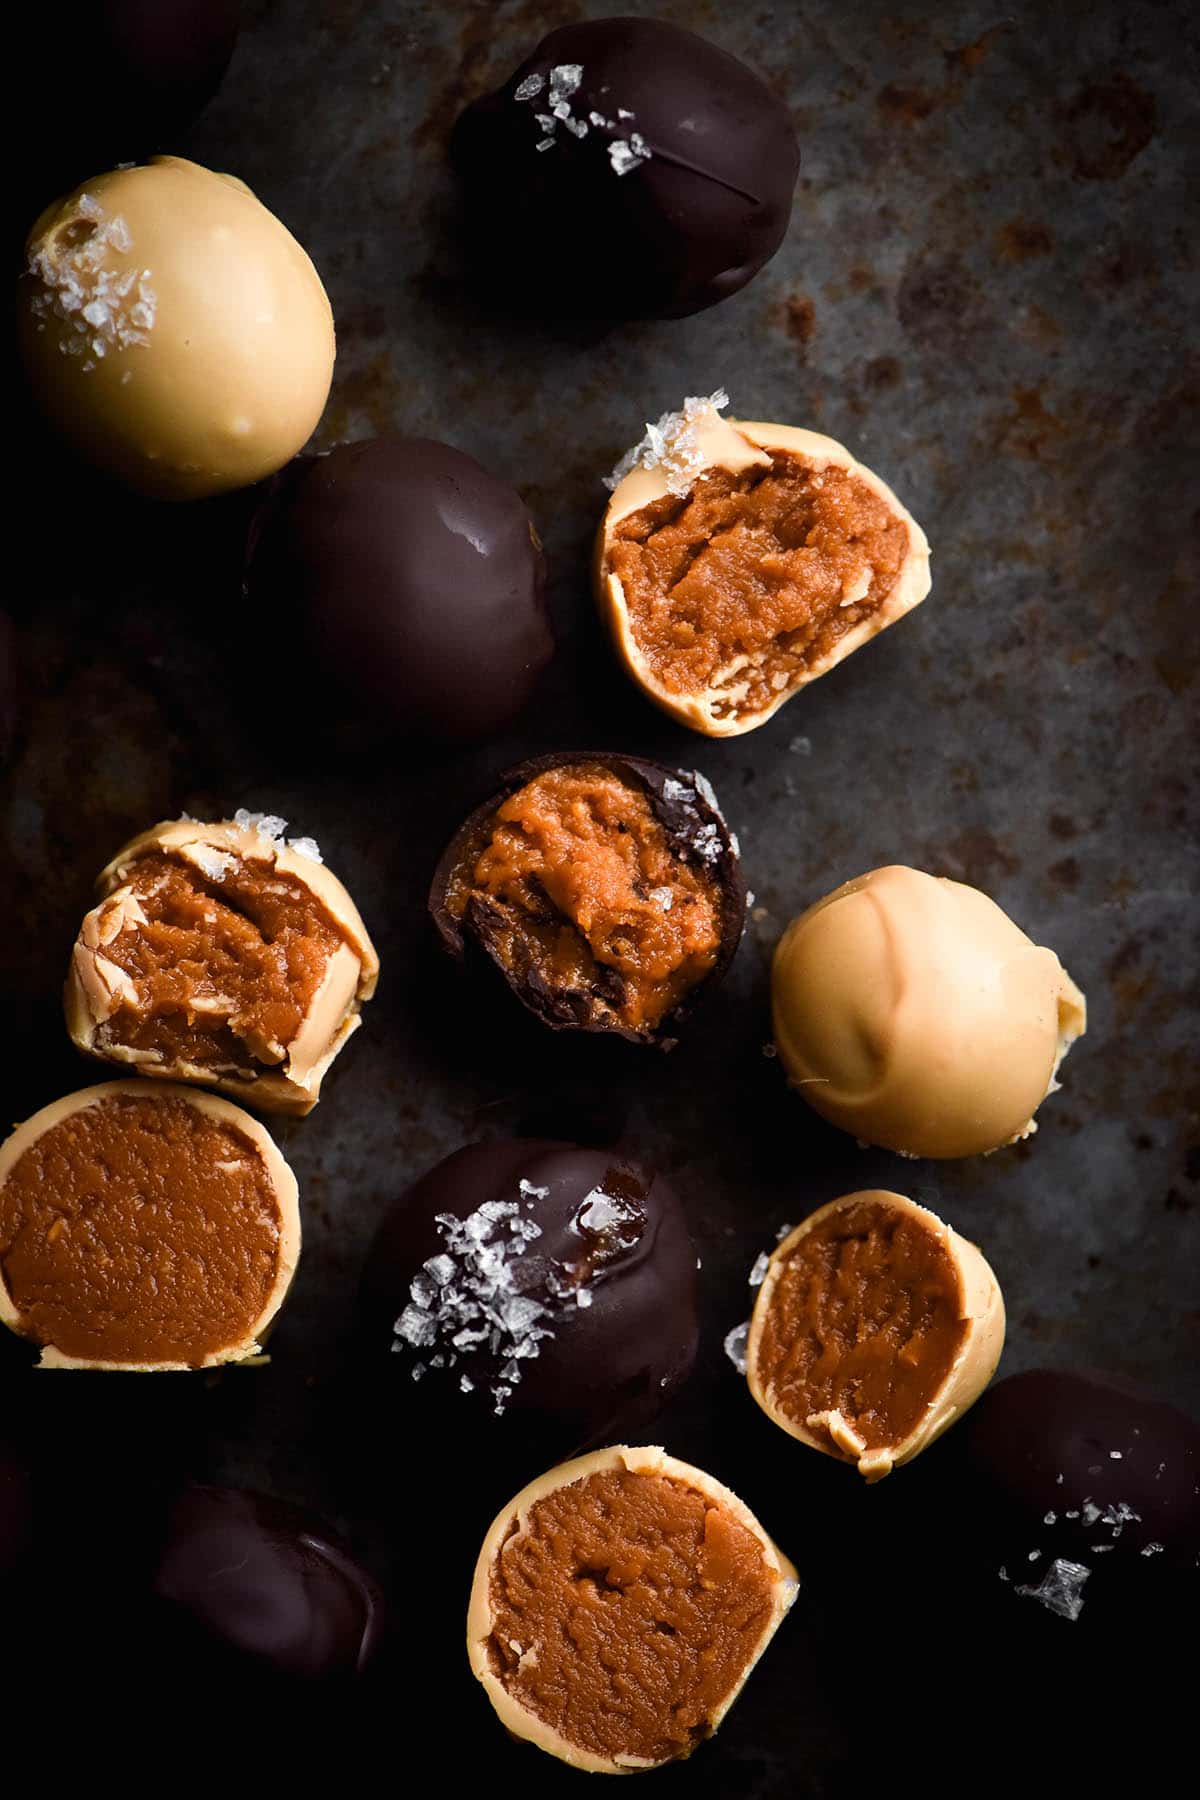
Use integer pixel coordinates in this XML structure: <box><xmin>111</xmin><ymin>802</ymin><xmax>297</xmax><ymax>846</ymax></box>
<box><xmin>772</xmin><ymin>864</ymin><xmax>1086</xmax><ymax>1157</ymax></box>
<box><xmin>430</xmin><ymin>754</ymin><xmax>744</xmax><ymax>1046</ymax></box>
<box><xmin>595</xmin><ymin>396</ymin><xmax>931</xmax><ymax>736</ymax></box>
<box><xmin>66</xmin><ymin>812</ymin><xmax>379</xmax><ymax>1116</ymax></box>
<box><xmin>745</xmin><ymin>1190</ymin><xmax>1005</xmax><ymax>1480</ymax></box>
<box><xmin>0</xmin><ymin>1081</ymin><xmax>300</xmax><ymax>1371</ymax></box>
<box><xmin>467</xmin><ymin>1445</ymin><xmax>798</xmax><ymax>1772</ymax></box>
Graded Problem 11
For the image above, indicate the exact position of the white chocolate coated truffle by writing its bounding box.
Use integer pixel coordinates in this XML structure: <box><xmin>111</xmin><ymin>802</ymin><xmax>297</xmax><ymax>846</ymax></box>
<box><xmin>771</xmin><ymin>865</ymin><xmax>1086</xmax><ymax>1158</ymax></box>
<box><xmin>17</xmin><ymin>157</ymin><xmax>334</xmax><ymax>500</ymax></box>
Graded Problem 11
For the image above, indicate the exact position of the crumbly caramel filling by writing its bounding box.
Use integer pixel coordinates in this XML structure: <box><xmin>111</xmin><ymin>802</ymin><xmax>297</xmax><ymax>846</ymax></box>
<box><xmin>609</xmin><ymin>453</ymin><xmax>910</xmax><ymax>719</ymax></box>
<box><xmin>0</xmin><ymin>1094</ymin><xmax>282</xmax><ymax>1364</ymax></box>
<box><xmin>755</xmin><ymin>1200</ymin><xmax>968</xmax><ymax>1454</ymax></box>
<box><xmin>487</xmin><ymin>1467</ymin><xmax>777</xmax><ymax>1766</ymax></box>
<box><xmin>448</xmin><ymin>765</ymin><xmax>722</xmax><ymax>1034</ymax></box>
<box><xmin>93</xmin><ymin>852</ymin><xmax>347</xmax><ymax>1075</ymax></box>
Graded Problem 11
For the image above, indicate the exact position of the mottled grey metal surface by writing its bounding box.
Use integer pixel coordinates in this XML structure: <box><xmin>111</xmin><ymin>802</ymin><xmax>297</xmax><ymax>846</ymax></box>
<box><xmin>2</xmin><ymin>0</ymin><xmax>1196</xmax><ymax>1789</ymax></box>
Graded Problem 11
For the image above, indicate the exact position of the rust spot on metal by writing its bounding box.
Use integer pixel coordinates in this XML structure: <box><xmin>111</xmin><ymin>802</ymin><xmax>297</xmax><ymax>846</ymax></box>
<box><xmin>933</xmin><ymin>826</ymin><xmax>1021</xmax><ymax>889</ymax></box>
<box><xmin>1047</xmin><ymin>856</ymin><xmax>1080</xmax><ymax>891</ymax></box>
<box><xmin>1048</xmin><ymin>814</ymin><xmax>1078</xmax><ymax>841</ymax></box>
<box><xmin>993</xmin><ymin>219</ymin><xmax>1055</xmax><ymax>263</ymax></box>
<box><xmin>1055</xmin><ymin>73</ymin><xmax>1157</xmax><ymax>181</ymax></box>
<box><xmin>781</xmin><ymin>292</ymin><xmax>815</xmax><ymax>360</ymax></box>
<box><xmin>862</xmin><ymin>355</ymin><xmax>901</xmax><ymax>391</ymax></box>
<box><xmin>897</xmin><ymin>252</ymin><xmax>992</xmax><ymax>353</ymax></box>
<box><xmin>876</xmin><ymin>82</ymin><xmax>939</xmax><ymax>125</ymax></box>
<box><xmin>996</xmin><ymin>385</ymin><xmax>1069</xmax><ymax>461</ymax></box>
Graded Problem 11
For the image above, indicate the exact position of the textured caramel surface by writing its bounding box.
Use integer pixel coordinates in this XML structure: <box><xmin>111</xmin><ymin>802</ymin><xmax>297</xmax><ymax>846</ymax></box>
<box><xmin>96</xmin><ymin>852</ymin><xmax>345</xmax><ymax>1072</ymax></box>
<box><xmin>755</xmin><ymin>1198</ymin><xmax>967</xmax><ymax>1453</ymax></box>
<box><xmin>0</xmin><ymin>1094</ymin><xmax>282</xmax><ymax>1363</ymax></box>
<box><xmin>486</xmin><ymin>1467</ymin><xmax>776</xmax><ymax>1766</ymax></box>
<box><xmin>609</xmin><ymin>452</ymin><xmax>909</xmax><ymax>718</ymax></box>
<box><xmin>451</xmin><ymin>765</ymin><xmax>722</xmax><ymax>1032</ymax></box>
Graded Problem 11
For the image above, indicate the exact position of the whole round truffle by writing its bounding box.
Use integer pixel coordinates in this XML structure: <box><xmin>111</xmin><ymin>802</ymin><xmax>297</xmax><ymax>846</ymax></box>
<box><xmin>452</xmin><ymin>18</ymin><xmax>799</xmax><ymax>320</ymax></box>
<box><xmin>361</xmin><ymin>1140</ymin><xmax>699</xmax><ymax>1456</ymax></box>
<box><xmin>152</xmin><ymin>1485</ymin><xmax>384</xmax><ymax>1681</ymax></box>
<box><xmin>772</xmin><ymin>865</ymin><xmax>1086</xmax><ymax>1158</ymax></box>
<box><xmin>17</xmin><ymin>157</ymin><xmax>334</xmax><ymax>500</ymax></box>
<box><xmin>246</xmin><ymin>436</ymin><xmax>550</xmax><ymax>742</ymax></box>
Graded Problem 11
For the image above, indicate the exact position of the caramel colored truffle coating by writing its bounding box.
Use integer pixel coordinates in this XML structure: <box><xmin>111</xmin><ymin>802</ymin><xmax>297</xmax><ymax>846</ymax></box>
<box><xmin>152</xmin><ymin>1485</ymin><xmax>384</xmax><ymax>1681</ymax></box>
<box><xmin>0</xmin><ymin>1082</ymin><xmax>299</xmax><ymax>1370</ymax></box>
<box><xmin>65</xmin><ymin>818</ymin><xmax>378</xmax><ymax>1116</ymax></box>
<box><xmin>747</xmin><ymin>1191</ymin><xmax>1005</xmax><ymax>1480</ymax></box>
<box><xmin>596</xmin><ymin>420</ymin><xmax>931</xmax><ymax>737</ymax></box>
<box><xmin>17</xmin><ymin>157</ymin><xmax>334</xmax><ymax>500</ymax></box>
<box><xmin>467</xmin><ymin>1446</ymin><xmax>798</xmax><ymax>1773</ymax></box>
<box><xmin>245</xmin><ymin>436</ymin><xmax>551</xmax><ymax>744</ymax></box>
<box><xmin>772</xmin><ymin>865</ymin><xmax>1086</xmax><ymax>1157</ymax></box>
<box><xmin>453</xmin><ymin>19</ymin><xmax>799</xmax><ymax>321</ymax></box>
<box><xmin>430</xmin><ymin>753</ymin><xmax>744</xmax><ymax>1046</ymax></box>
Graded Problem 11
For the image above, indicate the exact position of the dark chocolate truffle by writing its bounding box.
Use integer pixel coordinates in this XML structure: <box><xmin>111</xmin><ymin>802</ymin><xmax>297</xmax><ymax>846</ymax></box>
<box><xmin>152</xmin><ymin>1485</ymin><xmax>384</xmax><ymax>1681</ymax></box>
<box><xmin>452</xmin><ymin>18</ymin><xmax>799</xmax><ymax>320</ymax></box>
<box><xmin>246</xmin><ymin>436</ymin><xmax>551</xmax><ymax>744</ymax></box>
<box><xmin>25</xmin><ymin>5</ymin><xmax>240</xmax><ymax>164</ymax></box>
<box><xmin>362</xmin><ymin>1140</ymin><xmax>699</xmax><ymax>1457</ymax></box>
<box><xmin>945</xmin><ymin>1369</ymin><xmax>1200</xmax><ymax>1635</ymax></box>
<box><xmin>429</xmin><ymin>753</ymin><xmax>744</xmax><ymax>1046</ymax></box>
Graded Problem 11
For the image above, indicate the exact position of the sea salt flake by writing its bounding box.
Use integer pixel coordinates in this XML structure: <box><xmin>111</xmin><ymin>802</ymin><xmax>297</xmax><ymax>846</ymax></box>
<box><xmin>562</xmin><ymin>115</ymin><xmax>588</xmax><ymax>139</ymax></box>
<box><xmin>190</xmin><ymin>847</ymin><xmax>235</xmax><ymax>881</ymax></box>
<box><xmin>604</xmin><ymin>389</ymin><xmax>730</xmax><ymax>495</ymax></box>
<box><xmin>548</xmin><ymin>63</ymin><xmax>583</xmax><ymax>104</ymax></box>
<box><xmin>288</xmin><ymin>835</ymin><xmax>323</xmax><ymax>863</ymax></box>
<box><xmin>748</xmin><ymin>1252</ymin><xmax>770</xmax><ymax>1288</ymax></box>
<box><xmin>649</xmin><ymin>886</ymin><xmax>673</xmax><ymax>911</ymax></box>
<box><xmin>233</xmin><ymin>808</ymin><xmax>287</xmax><ymax>841</ymax></box>
<box><xmin>396</xmin><ymin>1305</ymin><xmax>436</xmax><ymax>1348</ymax></box>
<box><xmin>589</xmin><ymin>111</ymin><xmax>612</xmax><ymax>128</ymax></box>
<box><xmin>789</xmin><ymin>735</ymin><xmax>812</xmax><ymax>756</ymax></box>
<box><xmin>459</xmin><ymin>1374</ymin><xmax>474</xmax><ymax>1394</ymax></box>
<box><xmin>1110</xmin><ymin>1450</ymin><xmax>1123</xmax><ymax>1459</ymax></box>
<box><xmin>1014</xmin><ymin>1558</ymin><xmax>1090</xmax><ymax>1621</ymax></box>
<box><xmin>576</xmin><ymin>1288</ymin><xmax>593</xmax><ymax>1308</ymax></box>
<box><xmin>775</xmin><ymin>1222</ymin><xmax>793</xmax><ymax>1241</ymax></box>
<box><xmin>1141</xmin><ymin>1542</ymin><xmax>1163</xmax><ymax>1556</ymax></box>
<box><xmin>1044</xmin><ymin>1511</ymin><xmax>1057</xmax><ymax>1525</ymax></box>
<box><xmin>609</xmin><ymin>137</ymin><xmax>651</xmax><ymax>177</ymax></box>
<box><xmin>617</xmin><ymin>107</ymin><xmax>634</xmax><ymax>120</ymax></box>
<box><xmin>1081</xmin><ymin>1501</ymin><xmax>1103</xmax><ymax>1526</ymax></box>
<box><xmin>723</xmin><ymin>1320</ymin><xmax>750</xmax><ymax>1375</ymax></box>
<box><xmin>519</xmin><ymin>1180</ymin><xmax>550</xmax><ymax>1202</ymax></box>
<box><xmin>536</xmin><ymin>138</ymin><xmax>554</xmax><ymax>153</ymax></box>
<box><xmin>514</xmin><ymin>74</ymin><xmax>544</xmax><ymax>101</ymax></box>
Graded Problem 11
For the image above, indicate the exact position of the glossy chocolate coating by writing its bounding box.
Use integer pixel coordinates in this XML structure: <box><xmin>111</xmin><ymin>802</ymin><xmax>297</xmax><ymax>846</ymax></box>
<box><xmin>959</xmin><ymin>1369</ymin><xmax>1200</xmax><ymax>1572</ymax></box>
<box><xmin>452</xmin><ymin>18</ymin><xmax>799</xmax><ymax>320</ymax></box>
<box><xmin>152</xmin><ymin>1485</ymin><xmax>384</xmax><ymax>1681</ymax></box>
<box><xmin>362</xmin><ymin>1139</ymin><xmax>699</xmax><ymax>1459</ymax></box>
<box><xmin>429</xmin><ymin>752</ymin><xmax>745</xmax><ymax>1046</ymax></box>
<box><xmin>246</xmin><ymin>436</ymin><xmax>551</xmax><ymax>744</ymax></box>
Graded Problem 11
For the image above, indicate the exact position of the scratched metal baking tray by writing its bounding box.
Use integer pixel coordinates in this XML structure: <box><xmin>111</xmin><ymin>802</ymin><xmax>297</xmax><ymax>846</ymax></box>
<box><xmin>2</xmin><ymin>0</ymin><xmax>1195</xmax><ymax>1789</ymax></box>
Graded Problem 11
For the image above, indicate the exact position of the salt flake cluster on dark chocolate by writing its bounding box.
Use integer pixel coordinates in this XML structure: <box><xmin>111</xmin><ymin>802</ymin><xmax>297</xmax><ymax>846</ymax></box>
<box><xmin>513</xmin><ymin>61</ymin><xmax>651</xmax><ymax>175</ymax></box>
<box><xmin>392</xmin><ymin>1177</ymin><xmax>641</xmax><ymax>1414</ymax></box>
<box><xmin>1003</xmin><ymin>1494</ymin><xmax>1150</xmax><ymax>1619</ymax></box>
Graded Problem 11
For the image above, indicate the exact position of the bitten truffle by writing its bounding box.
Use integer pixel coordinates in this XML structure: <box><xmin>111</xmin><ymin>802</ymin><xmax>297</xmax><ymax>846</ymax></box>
<box><xmin>362</xmin><ymin>1140</ymin><xmax>698</xmax><ymax>1455</ymax></box>
<box><xmin>245</xmin><ymin>436</ymin><xmax>551</xmax><ymax>743</ymax></box>
<box><xmin>17</xmin><ymin>157</ymin><xmax>334</xmax><ymax>500</ymax></box>
<box><xmin>452</xmin><ymin>18</ymin><xmax>800</xmax><ymax>320</ymax></box>
<box><xmin>772</xmin><ymin>865</ymin><xmax>1086</xmax><ymax>1157</ymax></box>
<box><xmin>745</xmin><ymin>1191</ymin><xmax>1005</xmax><ymax>1481</ymax></box>
<box><xmin>430</xmin><ymin>754</ymin><xmax>744</xmax><ymax>1045</ymax></box>
<box><xmin>66</xmin><ymin>812</ymin><xmax>378</xmax><ymax>1116</ymax></box>
<box><xmin>596</xmin><ymin>395</ymin><xmax>931</xmax><ymax>736</ymax></box>
<box><xmin>468</xmin><ymin>1445</ymin><xmax>798</xmax><ymax>1772</ymax></box>
<box><xmin>0</xmin><ymin>1082</ymin><xmax>299</xmax><ymax>1370</ymax></box>
<box><xmin>152</xmin><ymin>1485</ymin><xmax>384</xmax><ymax>1681</ymax></box>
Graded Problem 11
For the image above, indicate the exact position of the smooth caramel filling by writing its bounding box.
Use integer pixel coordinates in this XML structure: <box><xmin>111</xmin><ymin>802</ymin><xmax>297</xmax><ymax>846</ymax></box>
<box><xmin>609</xmin><ymin>452</ymin><xmax>909</xmax><ymax>720</ymax></box>
<box><xmin>93</xmin><ymin>852</ymin><xmax>346</xmax><ymax>1075</ymax></box>
<box><xmin>0</xmin><ymin>1094</ymin><xmax>282</xmax><ymax>1364</ymax></box>
<box><xmin>755</xmin><ymin>1200</ymin><xmax>967</xmax><ymax>1454</ymax></box>
<box><xmin>448</xmin><ymin>766</ymin><xmax>722</xmax><ymax>1035</ymax></box>
<box><xmin>487</xmin><ymin>1467</ymin><xmax>777</xmax><ymax>1766</ymax></box>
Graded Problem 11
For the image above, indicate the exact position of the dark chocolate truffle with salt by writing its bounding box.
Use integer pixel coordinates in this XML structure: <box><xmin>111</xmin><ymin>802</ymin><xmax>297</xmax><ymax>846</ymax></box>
<box><xmin>957</xmin><ymin>1370</ymin><xmax>1200</xmax><ymax>1620</ymax></box>
<box><xmin>452</xmin><ymin>18</ymin><xmax>799</xmax><ymax>320</ymax></box>
<box><xmin>151</xmin><ymin>1485</ymin><xmax>384</xmax><ymax>1682</ymax></box>
<box><xmin>361</xmin><ymin>1140</ymin><xmax>698</xmax><ymax>1457</ymax></box>
<box><xmin>246</xmin><ymin>436</ymin><xmax>551</xmax><ymax>745</ymax></box>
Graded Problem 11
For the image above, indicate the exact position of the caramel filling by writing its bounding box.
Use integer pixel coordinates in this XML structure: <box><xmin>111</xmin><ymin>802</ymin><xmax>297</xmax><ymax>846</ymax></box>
<box><xmin>609</xmin><ymin>452</ymin><xmax>910</xmax><ymax>720</ymax></box>
<box><xmin>448</xmin><ymin>766</ymin><xmax>722</xmax><ymax>1034</ymax></box>
<box><xmin>89</xmin><ymin>852</ymin><xmax>349</xmax><ymax>1076</ymax></box>
<box><xmin>0</xmin><ymin>1094</ymin><xmax>283</xmax><ymax>1364</ymax></box>
<box><xmin>486</xmin><ymin>1467</ymin><xmax>778</xmax><ymax>1766</ymax></box>
<box><xmin>755</xmin><ymin>1200</ymin><xmax>967</xmax><ymax>1454</ymax></box>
